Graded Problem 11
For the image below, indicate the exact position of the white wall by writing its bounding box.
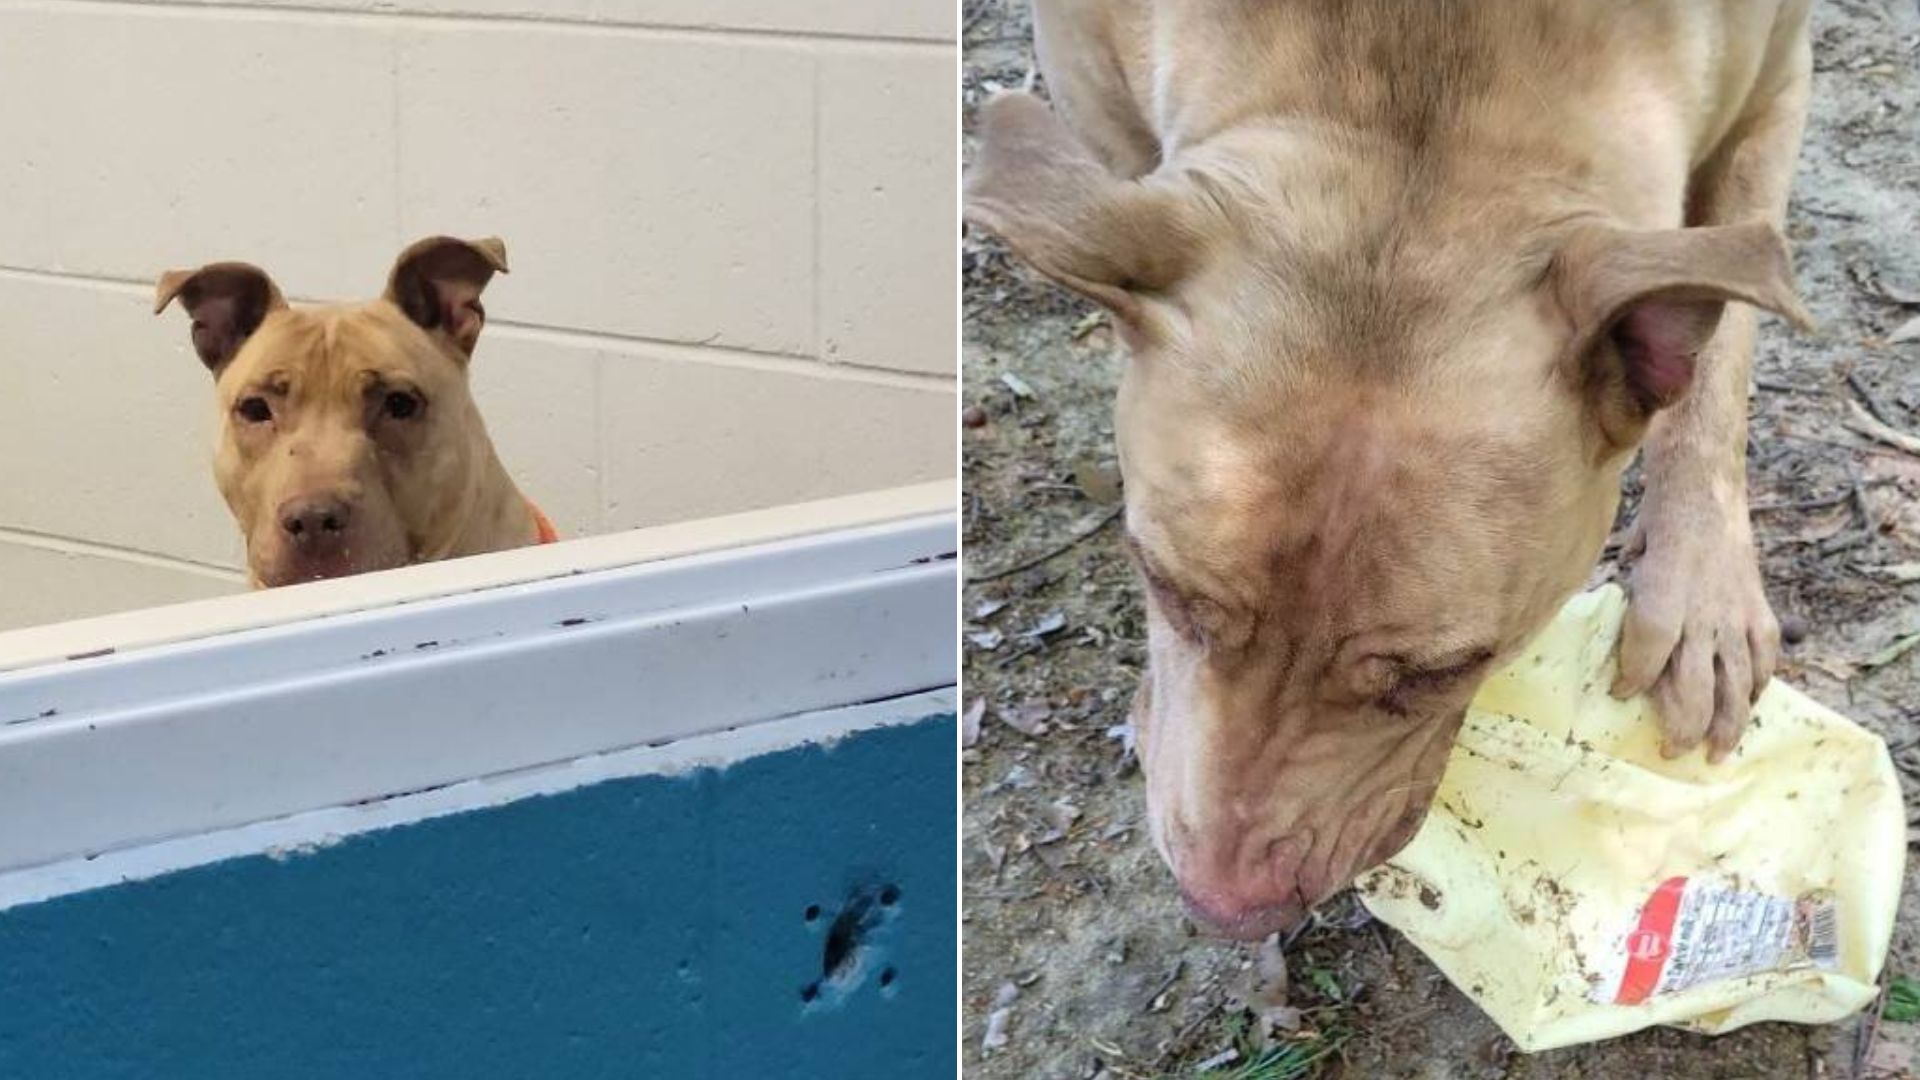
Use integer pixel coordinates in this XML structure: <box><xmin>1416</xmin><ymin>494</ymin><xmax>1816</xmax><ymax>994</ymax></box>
<box><xmin>0</xmin><ymin>0</ymin><xmax>956</xmax><ymax>630</ymax></box>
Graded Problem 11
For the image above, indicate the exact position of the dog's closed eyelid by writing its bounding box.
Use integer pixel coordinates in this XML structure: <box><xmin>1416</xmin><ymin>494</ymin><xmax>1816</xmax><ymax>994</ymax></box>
<box><xmin>1376</xmin><ymin>649</ymin><xmax>1496</xmax><ymax>708</ymax></box>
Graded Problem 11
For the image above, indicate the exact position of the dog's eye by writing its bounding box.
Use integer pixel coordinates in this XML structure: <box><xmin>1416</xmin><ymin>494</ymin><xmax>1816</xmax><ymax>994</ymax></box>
<box><xmin>235</xmin><ymin>396</ymin><xmax>272</xmax><ymax>424</ymax></box>
<box><xmin>383</xmin><ymin>391</ymin><xmax>423</xmax><ymax>420</ymax></box>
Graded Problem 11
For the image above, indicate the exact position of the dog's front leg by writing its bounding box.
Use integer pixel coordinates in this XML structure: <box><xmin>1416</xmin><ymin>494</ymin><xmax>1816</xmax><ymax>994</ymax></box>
<box><xmin>1611</xmin><ymin>55</ymin><xmax>1811</xmax><ymax>763</ymax></box>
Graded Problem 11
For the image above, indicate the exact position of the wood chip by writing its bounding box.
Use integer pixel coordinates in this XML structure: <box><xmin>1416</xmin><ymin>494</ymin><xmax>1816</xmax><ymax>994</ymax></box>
<box><xmin>999</xmin><ymin>371</ymin><xmax>1037</xmax><ymax>400</ymax></box>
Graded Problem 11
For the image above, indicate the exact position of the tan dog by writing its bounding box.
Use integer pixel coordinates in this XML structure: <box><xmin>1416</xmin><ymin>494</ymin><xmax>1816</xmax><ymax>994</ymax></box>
<box><xmin>156</xmin><ymin>236</ymin><xmax>555</xmax><ymax>589</ymax></box>
<box><xmin>968</xmin><ymin>0</ymin><xmax>1814</xmax><ymax>938</ymax></box>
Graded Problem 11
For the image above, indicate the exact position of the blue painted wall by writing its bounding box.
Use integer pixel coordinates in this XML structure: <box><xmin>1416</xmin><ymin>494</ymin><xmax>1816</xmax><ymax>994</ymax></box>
<box><xmin>0</xmin><ymin>714</ymin><xmax>956</xmax><ymax>1079</ymax></box>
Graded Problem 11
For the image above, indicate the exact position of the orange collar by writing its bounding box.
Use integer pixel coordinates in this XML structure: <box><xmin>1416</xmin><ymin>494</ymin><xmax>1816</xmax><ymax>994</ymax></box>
<box><xmin>528</xmin><ymin>500</ymin><xmax>559</xmax><ymax>545</ymax></box>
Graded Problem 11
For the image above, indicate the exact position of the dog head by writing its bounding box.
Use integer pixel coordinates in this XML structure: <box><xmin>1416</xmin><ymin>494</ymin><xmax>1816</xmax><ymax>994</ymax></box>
<box><xmin>967</xmin><ymin>92</ymin><xmax>1810</xmax><ymax>938</ymax></box>
<box><xmin>157</xmin><ymin>236</ymin><xmax>511</xmax><ymax>588</ymax></box>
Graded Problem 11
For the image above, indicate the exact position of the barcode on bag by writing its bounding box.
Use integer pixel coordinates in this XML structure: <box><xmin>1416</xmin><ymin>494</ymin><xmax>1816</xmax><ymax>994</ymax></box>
<box><xmin>1805</xmin><ymin>900</ymin><xmax>1839</xmax><ymax>966</ymax></box>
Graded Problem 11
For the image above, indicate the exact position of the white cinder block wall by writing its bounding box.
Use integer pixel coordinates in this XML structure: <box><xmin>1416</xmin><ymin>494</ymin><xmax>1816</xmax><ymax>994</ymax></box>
<box><xmin>0</xmin><ymin>0</ymin><xmax>956</xmax><ymax>631</ymax></box>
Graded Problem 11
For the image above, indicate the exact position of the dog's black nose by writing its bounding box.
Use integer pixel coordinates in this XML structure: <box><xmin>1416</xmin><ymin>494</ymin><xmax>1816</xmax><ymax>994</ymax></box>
<box><xmin>279</xmin><ymin>495</ymin><xmax>352</xmax><ymax>542</ymax></box>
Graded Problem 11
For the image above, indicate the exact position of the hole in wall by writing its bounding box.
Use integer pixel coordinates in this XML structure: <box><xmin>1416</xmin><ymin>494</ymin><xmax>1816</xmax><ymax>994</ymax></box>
<box><xmin>799</xmin><ymin>881</ymin><xmax>904</xmax><ymax>1010</ymax></box>
<box><xmin>821</xmin><ymin>902</ymin><xmax>865</xmax><ymax>981</ymax></box>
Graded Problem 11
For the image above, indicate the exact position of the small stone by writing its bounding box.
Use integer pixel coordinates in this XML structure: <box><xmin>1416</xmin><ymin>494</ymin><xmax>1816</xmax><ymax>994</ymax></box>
<box><xmin>962</xmin><ymin>405</ymin><xmax>989</xmax><ymax>428</ymax></box>
<box><xmin>1779</xmin><ymin>613</ymin><xmax>1809</xmax><ymax>645</ymax></box>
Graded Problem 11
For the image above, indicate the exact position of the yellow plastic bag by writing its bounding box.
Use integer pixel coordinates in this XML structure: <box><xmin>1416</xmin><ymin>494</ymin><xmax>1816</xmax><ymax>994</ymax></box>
<box><xmin>1357</xmin><ymin>586</ymin><xmax>1905</xmax><ymax>1052</ymax></box>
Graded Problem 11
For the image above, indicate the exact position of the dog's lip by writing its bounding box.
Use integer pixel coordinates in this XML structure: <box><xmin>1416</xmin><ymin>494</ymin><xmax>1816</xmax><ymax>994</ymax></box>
<box><xmin>1179</xmin><ymin>889</ymin><xmax>1307</xmax><ymax>940</ymax></box>
<box><xmin>258</xmin><ymin>565</ymin><xmax>356</xmax><ymax>588</ymax></box>
<box><xmin>256</xmin><ymin>551</ymin><xmax>412</xmax><ymax>587</ymax></box>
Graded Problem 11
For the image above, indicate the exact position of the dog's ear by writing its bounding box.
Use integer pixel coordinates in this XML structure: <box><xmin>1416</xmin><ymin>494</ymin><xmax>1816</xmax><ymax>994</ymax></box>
<box><xmin>965</xmin><ymin>92</ymin><xmax>1202</xmax><ymax>337</ymax></box>
<box><xmin>384</xmin><ymin>235</ymin><xmax>509</xmax><ymax>360</ymax></box>
<box><xmin>1555</xmin><ymin>222</ymin><xmax>1813</xmax><ymax>439</ymax></box>
<box><xmin>154</xmin><ymin>262</ymin><xmax>288</xmax><ymax>376</ymax></box>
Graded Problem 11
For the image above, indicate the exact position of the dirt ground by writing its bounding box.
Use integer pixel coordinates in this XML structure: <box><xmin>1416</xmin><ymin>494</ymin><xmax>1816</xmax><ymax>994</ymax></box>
<box><xmin>959</xmin><ymin>2</ymin><xmax>1920</xmax><ymax>1077</ymax></box>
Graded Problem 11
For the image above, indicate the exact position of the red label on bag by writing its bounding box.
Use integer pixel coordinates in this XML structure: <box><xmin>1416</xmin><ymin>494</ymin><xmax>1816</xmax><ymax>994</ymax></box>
<box><xmin>1614</xmin><ymin>876</ymin><xmax>1687</xmax><ymax>1005</ymax></box>
<box><xmin>1593</xmin><ymin>876</ymin><xmax>1838</xmax><ymax>1006</ymax></box>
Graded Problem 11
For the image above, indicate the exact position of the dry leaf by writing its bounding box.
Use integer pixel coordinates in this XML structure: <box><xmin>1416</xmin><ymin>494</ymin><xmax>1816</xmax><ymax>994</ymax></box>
<box><xmin>1036</xmin><ymin>799</ymin><xmax>1082</xmax><ymax>844</ymax></box>
<box><xmin>1000</xmin><ymin>699</ymin><xmax>1053</xmax><ymax>736</ymax></box>
<box><xmin>1868</xmin><ymin>1037</ymin><xmax>1917</xmax><ymax>1078</ymax></box>
<box><xmin>1026</xmin><ymin>611</ymin><xmax>1069</xmax><ymax>638</ymax></box>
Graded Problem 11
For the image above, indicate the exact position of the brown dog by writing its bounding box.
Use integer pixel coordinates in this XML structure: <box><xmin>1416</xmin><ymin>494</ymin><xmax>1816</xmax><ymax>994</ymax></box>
<box><xmin>156</xmin><ymin>236</ymin><xmax>556</xmax><ymax>589</ymax></box>
<box><xmin>968</xmin><ymin>0</ymin><xmax>1814</xmax><ymax>938</ymax></box>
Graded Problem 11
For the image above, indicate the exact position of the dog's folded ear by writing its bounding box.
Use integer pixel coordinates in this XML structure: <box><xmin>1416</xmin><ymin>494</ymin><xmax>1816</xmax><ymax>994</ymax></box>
<box><xmin>384</xmin><ymin>236</ymin><xmax>509</xmax><ymax>360</ymax></box>
<box><xmin>154</xmin><ymin>262</ymin><xmax>288</xmax><ymax>376</ymax></box>
<box><xmin>965</xmin><ymin>91</ymin><xmax>1201</xmax><ymax>338</ymax></box>
<box><xmin>1554</xmin><ymin>222</ymin><xmax>1814</xmax><ymax>440</ymax></box>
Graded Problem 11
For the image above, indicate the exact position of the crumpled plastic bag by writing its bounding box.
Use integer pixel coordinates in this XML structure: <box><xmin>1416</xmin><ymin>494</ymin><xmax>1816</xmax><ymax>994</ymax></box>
<box><xmin>1357</xmin><ymin>586</ymin><xmax>1904</xmax><ymax>1052</ymax></box>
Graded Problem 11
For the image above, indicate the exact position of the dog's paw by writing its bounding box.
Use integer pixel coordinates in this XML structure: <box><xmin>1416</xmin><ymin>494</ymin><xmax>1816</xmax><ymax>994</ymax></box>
<box><xmin>1611</xmin><ymin>495</ymin><xmax>1780</xmax><ymax>763</ymax></box>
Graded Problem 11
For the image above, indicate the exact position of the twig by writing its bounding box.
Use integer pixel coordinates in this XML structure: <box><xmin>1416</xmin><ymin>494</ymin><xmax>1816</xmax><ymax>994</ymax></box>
<box><xmin>1852</xmin><ymin>465</ymin><xmax>1878</xmax><ymax>536</ymax></box>
<box><xmin>993</xmin><ymin>640</ymin><xmax>1046</xmax><ymax>669</ymax></box>
<box><xmin>1140</xmin><ymin>960</ymin><xmax>1186</xmax><ymax>1015</ymax></box>
<box><xmin>1817</xmin><ymin>530</ymin><xmax>1874</xmax><ymax>558</ymax></box>
<box><xmin>1844</xmin><ymin>399</ymin><xmax>1920</xmax><ymax>457</ymax></box>
<box><xmin>1283</xmin><ymin>913</ymin><xmax>1320</xmax><ymax>951</ymax></box>
<box><xmin>967</xmin><ymin>503</ymin><xmax>1125</xmax><ymax>583</ymax></box>
<box><xmin>1153</xmin><ymin>995</ymin><xmax>1225</xmax><ymax>1070</ymax></box>
<box><xmin>1854</xmin><ymin>970</ymin><xmax>1890</xmax><ymax>1079</ymax></box>
<box><xmin>1849</xmin><ymin>371</ymin><xmax>1901</xmax><ymax>428</ymax></box>
<box><xmin>1365</xmin><ymin>1003</ymin><xmax>1444</xmax><ymax>1041</ymax></box>
<box><xmin>1751</xmin><ymin>491</ymin><xmax>1857</xmax><ymax>514</ymax></box>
